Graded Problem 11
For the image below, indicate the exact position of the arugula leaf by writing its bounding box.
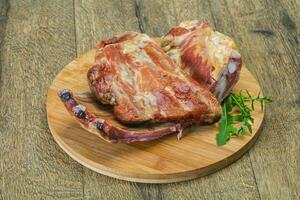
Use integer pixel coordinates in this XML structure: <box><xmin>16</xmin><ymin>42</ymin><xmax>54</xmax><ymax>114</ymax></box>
<box><xmin>216</xmin><ymin>96</ymin><xmax>237</xmax><ymax>146</ymax></box>
<box><xmin>216</xmin><ymin>90</ymin><xmax>272</xmax><ymax>146</ymax></box>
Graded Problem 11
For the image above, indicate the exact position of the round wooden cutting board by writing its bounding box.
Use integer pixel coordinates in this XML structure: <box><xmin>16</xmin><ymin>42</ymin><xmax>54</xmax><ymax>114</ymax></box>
<box><xmin>46</xmin><ymin>49</ymin><xmax>264</xmax><ymax>183</ymax></box>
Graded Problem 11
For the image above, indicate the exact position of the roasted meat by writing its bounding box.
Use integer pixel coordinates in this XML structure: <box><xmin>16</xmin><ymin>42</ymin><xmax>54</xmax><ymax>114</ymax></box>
<box><xmin>88</xmin><ymin>32</ymin><xmax>221</xmax><ymax>125</ymax></box>
<box><xmin>161</xmin><ymin>20</ymin><xmax>242</xmax><ymax>101</ymax></box>
<box><xmin>58</xmin><ymin>32</ymin><xmax>222</xmax><ymax>143</ymax></box>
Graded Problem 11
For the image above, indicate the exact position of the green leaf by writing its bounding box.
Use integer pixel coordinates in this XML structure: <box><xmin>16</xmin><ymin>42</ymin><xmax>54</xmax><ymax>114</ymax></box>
<box><xmin>246</xmin><ymin>122</ymin><xmax>252</xmax><ymax>134</ymax></box>
<box><xmin>216</xmin><ymin>130</ymin><xmax>229</xmax><ymax>146</ymax></box>
<box><xmin>229</xmin><ymin>114</ymin><xmax>243</xmax><ymax>122</ymax></box>
<box><xmin>216</xmin><ymin>103</ymin><xmax>230</xmax><ymax>146</ymax></box>
<box><xmin>225</xmin><ymin>95</ymin><xmax>233</xmax><ymax>112</ymax></box>
<box><xmin>216</xmin><ymin>90</ymin><xmax>272</xmax><ymax>146</ymax></box>
<box><xmin>240</xmin><ymin>125</ymin><xmax>246</xmax><ymax>135</ymax></box>
<box><xmin>228</xmin><ymin>125</ymin><xmax>238</xmax><ymax>135</ymax></box>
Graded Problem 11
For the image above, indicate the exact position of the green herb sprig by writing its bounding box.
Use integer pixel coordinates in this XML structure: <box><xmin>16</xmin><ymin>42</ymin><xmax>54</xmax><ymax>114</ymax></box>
<box><xmin>216</xmin><ymin>90</ymin><xmax>272</xmax><ymax>146</ymax></box>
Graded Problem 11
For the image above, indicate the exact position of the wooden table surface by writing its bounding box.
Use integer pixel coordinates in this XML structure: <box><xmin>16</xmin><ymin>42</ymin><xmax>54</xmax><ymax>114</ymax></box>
<box><xmin>0</xmin><ymin>0</ymin><xmax>299</xmax><ymax>199</ymax></box>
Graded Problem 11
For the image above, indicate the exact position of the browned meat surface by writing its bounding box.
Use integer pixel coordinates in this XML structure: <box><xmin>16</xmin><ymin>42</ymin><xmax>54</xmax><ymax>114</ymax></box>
<box><xmin>88</xmin><ymin>32</ymin><xmax>221</xmax><ymax>125</ymax></box>
<box><xmin>161</xmin><ymin>20</ymin><xmax>242</xmax><ymax>101</ymax></box>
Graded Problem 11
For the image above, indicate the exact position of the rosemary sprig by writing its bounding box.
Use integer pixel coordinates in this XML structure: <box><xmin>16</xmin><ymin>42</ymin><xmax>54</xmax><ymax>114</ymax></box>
<box><xmin>216</xmin><ymin>90</ymin><xmax>272</xmax><ymax>146</ymax></box>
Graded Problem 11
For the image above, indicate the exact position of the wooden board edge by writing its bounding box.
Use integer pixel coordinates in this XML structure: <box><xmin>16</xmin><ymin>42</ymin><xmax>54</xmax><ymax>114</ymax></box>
<box><xmin>45</xmin><ymin>49</ymin><xmax>266</xmax><ymax>183</ymax></box>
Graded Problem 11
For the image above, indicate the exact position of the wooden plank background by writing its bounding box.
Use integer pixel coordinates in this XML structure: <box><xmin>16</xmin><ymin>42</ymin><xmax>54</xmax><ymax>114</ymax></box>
<box><xmin>0</xmin><ymin>0</ymin><xmax>299</xmax><ymax>199</ymax></box>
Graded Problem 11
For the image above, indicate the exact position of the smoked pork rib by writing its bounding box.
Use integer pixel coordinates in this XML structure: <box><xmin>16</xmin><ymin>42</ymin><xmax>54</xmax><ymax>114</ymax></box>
<box><xmin>58</xmin><ymin>89</ymin><xmax>182</xmax><ymax>143</ymax></box>
<box><xmin>88</xmin><ymin>32</ymin><xmax>221</xmax><ymax>125</ymax></box>
<box><xmin>161</xmin><ymin>20</ymin><xmax>242</xmax><ymax>101</ymax></box>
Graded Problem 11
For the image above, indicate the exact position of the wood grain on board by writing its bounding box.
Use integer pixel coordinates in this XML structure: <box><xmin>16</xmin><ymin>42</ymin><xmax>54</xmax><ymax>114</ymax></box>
<box><xmin>0</xmin><ymin>0</ymin><xmax>299</xmax><ymax>199</ymax></box>
<box><xmin>46</xmin><ymin>49</ymin><xmax>264</xmax><ymax>183</ymax></box>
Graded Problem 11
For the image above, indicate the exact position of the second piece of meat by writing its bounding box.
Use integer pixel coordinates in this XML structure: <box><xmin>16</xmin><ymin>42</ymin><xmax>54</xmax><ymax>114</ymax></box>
<box><xmin>161</xmin><ymin>20</ymin><xmax>242</xmax><ymax>101</ymax></box>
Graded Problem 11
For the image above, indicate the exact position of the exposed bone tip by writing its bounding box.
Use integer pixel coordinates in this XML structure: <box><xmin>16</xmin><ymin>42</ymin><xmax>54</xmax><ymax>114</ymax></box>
<box><xmin>176</xmin><ymin>128</ymin><xmax>183</xmax><ymax>140</ymax></box>
<box><xmin>175</xmin><ymin>124</ymin><xmax>183</xmax><ymax>140</ymax></box>
<box><xmin>58</xmin><ymin>89</ymin><xmax>73</xmax><ymax>101</ymax></box>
